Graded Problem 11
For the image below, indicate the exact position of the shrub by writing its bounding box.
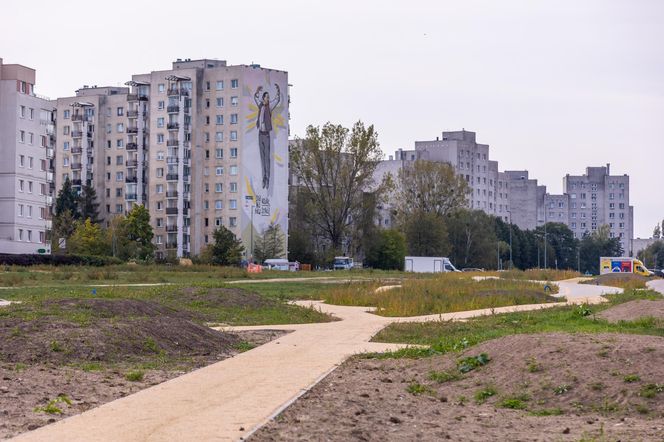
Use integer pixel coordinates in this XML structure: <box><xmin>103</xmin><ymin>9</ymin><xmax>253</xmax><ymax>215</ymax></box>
<box><xmin>0</xmin><ymin>254</ymin><xmax>122</xmax><ymax>267</ymax></box>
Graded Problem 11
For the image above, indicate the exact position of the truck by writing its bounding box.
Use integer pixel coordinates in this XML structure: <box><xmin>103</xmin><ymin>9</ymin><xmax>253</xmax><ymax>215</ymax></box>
<box><xmin>404</xmin><ymin>256</ymin><xmax>460</xmax><ymax>273</ymax></box>
<box><xmin>333</xmin><ymin>256</ymin><xmax>354</xmax><ymax>270</ymax></box>
<box><xmin>599</xmin><ymin>257</ymin><xmax>652</xmax><ymax>277</ymax></box>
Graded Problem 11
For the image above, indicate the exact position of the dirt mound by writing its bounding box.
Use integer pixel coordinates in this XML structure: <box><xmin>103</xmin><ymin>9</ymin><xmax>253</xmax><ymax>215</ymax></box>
<box><xmin>1</xmin><ymin>298</ymin><xmax>240</xmax><ymax>365</ymax></box>
<box><xmin>179</xmin><ymin>287</ymin><xmax>275</xmax><ymax>309</ymax></box>
<box><xmin>253</xmin><ymin>333</ymin><xmax>664</xmax><ymax>441</ymax></box>
<box><xmin>597</xmin><ymin>299</ymin><xmax>664</xmax><ymax>323</ymax></box>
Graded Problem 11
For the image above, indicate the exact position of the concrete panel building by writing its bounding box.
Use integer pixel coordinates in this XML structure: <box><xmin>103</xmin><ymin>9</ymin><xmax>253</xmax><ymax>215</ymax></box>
<box><xmin>0</xmin><ymin>58</ymin><xmax>55</xmax><ymax>254</ymax></box>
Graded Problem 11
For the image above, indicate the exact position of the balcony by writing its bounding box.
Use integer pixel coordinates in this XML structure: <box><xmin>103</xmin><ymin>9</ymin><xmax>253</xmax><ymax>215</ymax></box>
<box><xmin>126</xmin><ymin>193</ymin><xmax>137</xmax><ymax>201</ymax></box>
<box><xmin>71</xmin><ymin>147</ymin><xmax>83</xmax><ymax>154</ymax></box>
<box><xmin>72</xmin><ymin>179</ymin><xmax>82</xmax><ymax>186</ymax></box>
<box><xmin>167</xmin><ymin>88</ymin><xmax>189</xmax><ymax>97</ymax></box>
<box><xmin>46</xmin><ymin>148</ymin><xmax>54</xmax><ymax>159</ymax></box>
<box><xmin>126</xmin><ymin>142</ymin><xmax>138</xmax><ymax>151</ymax></box>
<box><xmin>71</xmin><ymin>130</ymin><xmax>83</xmax><ymax>138</ymax></box>
<box><xmin>46</xmin><ymin>172</ymin><xmax>54</xmax><ymax>182</ymax></box>
<box><xmin>165</xmin><ymin>242</ymin><xmax>178</xmax><ymax>249</ymax></box>
<box><xmin>166</xmin><ymin>139</ymin><xmax>178</xmax><ymax>147</ymax></box>
<box><xmin>167</xmin><ymin>123</ymin><xmax>179</xmax><ymax>131</ymax></box>
<box><xmin>166</xmin><ymin>156</ymin><xmax>178</xmax><ymax>164</ymax></box>
<box><xmin>125</xmin><ymin>176</ymin><xmax>138</xmax><ymax>183</ymax></box>
<box><xmin>45</xmin><ymin>220</ymin><xmax>53</xmax><ymax>230</ymax></box>
<box><xmin>46</xmin><ymin>196</ymin><xmax>53</xmax><ymax>205</ymax></box>
<box><xmin>166</xmin><ymin>191</ymin><xmax>178</xmax><ymax>198</ymax></box>
<box><xmin>166</xmin><ymin>207</ymin><xmax>178</xmax><ymax>215</ymax></box>
<box><xmin>167</xmin><ymin>105</ymin><xmax>180</xmax><ymax>113</ymax></box>
<box><xmin>126</xmin><ymin>159</ymin><xmax>139</xmax><ymax>168</ymax></box>
<box><xmin>71</xmin><ymin>162</ymin><xmax>82</xmax><ymax>170</ymax></box>
<box><xmin>126</xmin><ymin>110</ymin><xmax>139</xmax><ymax>118</ymax></box>
<box><xmin>166</xmin><ymin>173</ymin><xmax>179</xmax><ymax>181</ymax></box>
<box><xmin>127</xmin><ymin>93</ymin><xmax>148</xmax><ymax>102</ymax></box>
<box><xmin>127</xmin><ymin>126</ymin><xmax>139</xmax><ymax>134</ymax></box>
<box><xmin>166</xmin><ymin>225</ymin><xmax>178</xmax><ymax>232</ymax></box>
<box><xmin>182</xmin><ymin>208</ymin><xmax>189</xmax><ymax>216</ymax></box>
<box><xmin>71</xmin><ymin>114</ymin><xmax>85</xmax><ymax>122</ymax></box>
<box><xmin>183</xmin><ymin>175</ymin><xmax>191</xmax><ymax>183</ymax></box>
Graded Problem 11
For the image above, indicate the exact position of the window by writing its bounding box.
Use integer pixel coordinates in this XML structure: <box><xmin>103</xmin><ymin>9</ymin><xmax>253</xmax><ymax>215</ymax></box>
<box><xmin>230</xmin><ymin>114</ymin><xmax>238</xmax><ymax>124</ymax></box>
<box><xmin>63</xmin><ymin>157</ymin><xmax>69</xmax><ymax>167</ymax></box>
<box><xmin>116</xmin><ymin>187</ymin><xmax>123</xmax><ymax>197</ymax></box>
<box><xmin>157</xmin><ymin>117</ymin><xmax>165</xmax><ymax>128</ymax></box>
<box><xmin>230</xmin><ymin>182</ymin><xmax>237</xmax><ymax>193</ymax></box>
<box><xmin>28</xmin><ymin>157</ymin><xmax>34</xmax><ymax>169</ymax></box>
<box><xmin>18</xmin><ymin>229</ymin><xmax>23</xmax><ymax>241</ymax></box>
<box><xmin>156</xmin><ymin>184</ymin><xmax>164</xmax><ymax>193</ymax></box>
<box><xmin>116</xmin><ymin>156</ymin><xmax>123</xmax><ymax>165</ymax></box>
<box><xmin>28</xmin><ymin>181</ymin><xmax>33</xmax><ymax>193</ymax></box>
<box><xmin>230</xmin><ymin>147</ymin><xmax>237</xmax><ymax>158</ymax></box>
<box><xmin>230</xmin><ymin>131</ymin><xmax>237</xmax><ymax>141</ymax></box>
<box><xmin>157</xmin><ymin>134</ymin><xmax>165</xmax><ymax>144</ymax></box>
<box><xmin>117</xmin><ymin>107</ymin><xmax>124</xmax><ymax>116</ymax></box>
<box><xmin>216</xmin><ymin>97</ymin><xmax>224</xmax><ymax>107</ymax></box>
<box><xmin>215</xmin><ymin>167</ymin><xmax>223</xmax><ymax>176</ymax></box>
<box><xmin>28</xmin><ymin>133</ymin><xmax>34</xmax><ymax>145</ymax></box>
<box><xmin>156</xmin><ymin>235</ymin><xmax>163</xmax><ymax>245</ymax></box>
<box><xmin>231</xmin><ymin>79</ymin><xmax>238</xmax><ymax>89</ymax></box>
<box><xmin>158</xmin><ymin>101</ymin><xmax>165</xmax><ymax>110</ymax></box>
<box><xmin>116</xmin><ymin>123</ymin><xmax>124</xmax><ymax>133</ymax></box>
<box><xmin>216</xmin><ymin>115</ymin><xmax>223</xmax><ymax>125</ymax></box>
<box><xmin>157</xmin><ymin>151</ymin><xmax>165</xmax><ymax>160</ymax></box>
<box><xmin>216</xmin><ymin>80</ymin><xmax>224</xmax><ymax>90</ymax></box>
<box><xmin>215</xmin><ymin>183</ymin><xmax>223</xmax><ymax>193</ymax></box>
<box><xmin>19</xmin><ymin>105</ymin><xmax>25</xmax><ymax>118</ymax></box>
<box><xmin>116</xmin><ymin>204</ymin><xmax>123</xmax><ymax>214</ymax></box>
<box><xmin>117</xmin><ymin>139</ymin><xmax>124</xmax><ymax>148</ymax></box>
<box><xmin>116</xmin><ymin>171</ymin><xmax>124</xmax><ymax>181</ymax></box>
<box><xmin>158</xmin><ymin>84</ymin><xmax>165</xmax><ymax>93</ymax></box>
<box><xmin>231</xmin><ymin>96</ymin><xmax>238</xmax><ymax>106</ymax></box>
<box><xmin>215</xmin><ymin>200</ymin><xmax>223</xmax><ymax>210</ymax></box>
<box><xmin>63</xmin><ymin>141</ymin><xmax>70</xmax><ymax>151</ymax></box>
<box><xmin>229</xmin><ymin>199</ymin><xmax>237</xmax><ymax>209</ymax></box>
<box><xmin>156</xmin><ymin>168</ymin><xmax>164</xmax><ymax>178</ymax></box>
<box><xmin>206</xmin><ymin>81</ymin><xmax>211</xmax><ymax>91</ymax></box>
<box><xmin>216</xmin><ymin>132</ymin><xmax>223</xmax><ymax>142</ymax></box>
<box><xmin>19</xmin><ymin>130</ymin><xmax>25</xmax><ymax>143</ymax></box>
<box><xmin>230</xmin><ymin>165</ymin><xmax>238</xmax><ymax>175</ymax></box>
<box><xmin>229</xmin><ymin>217</ymin><xmax>237</xmax><ymax>227</ymax></box>
<box><xmin>63</xmin><ymin>109</ymin><xmax>70</xmax><ymax>119</ymax></box>
<box><xmin>215</xmin><ymin>148</ymin><xmax>223</xmax><ymax>159</ymax></box>
<box><xmin>18</xmin><ymin>204</ymin><xmax>24</xmax><ymax>216</ymax></box>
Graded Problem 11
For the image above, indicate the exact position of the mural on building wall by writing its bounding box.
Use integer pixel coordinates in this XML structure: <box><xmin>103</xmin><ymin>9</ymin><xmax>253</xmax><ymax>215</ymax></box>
<box><xmin>241</xmin><ymin>69</ymin><xmax>288</xmax><ymax>259</ymax></box>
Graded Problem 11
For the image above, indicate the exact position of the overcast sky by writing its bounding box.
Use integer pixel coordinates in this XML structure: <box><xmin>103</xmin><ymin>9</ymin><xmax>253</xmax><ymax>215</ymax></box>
<box><xmin>2</xmin><ymin>0</ymin><xmax>662</xmax><ymax>237</ymax></box>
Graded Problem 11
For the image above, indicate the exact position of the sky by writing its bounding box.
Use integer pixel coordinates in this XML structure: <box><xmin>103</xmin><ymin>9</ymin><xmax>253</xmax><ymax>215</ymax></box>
<box><xmin>1</xmin><ymin>0</ymin><xmax>662</xmax><ymax>237</ymax></box>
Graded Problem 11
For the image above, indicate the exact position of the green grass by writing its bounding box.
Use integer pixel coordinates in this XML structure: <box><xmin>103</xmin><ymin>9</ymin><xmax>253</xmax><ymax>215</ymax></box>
<box><xmin>497</xmin><ymin>269</ymin><xmax>581</xmax><ymax>281</ymax></box>
<box><xmin>371</xmin><ymin>290</ymin><xmax>664</xmax><ymax>355</ymax></box>
<box><xmin>474</xmin><ymin>386</ymin><xmax>497</xmax><ymax>404</ymax></box>
<box><xmin>323</xmin><ymin>274</ymin><xmax>559</xmax><ymax>317</ymax></box>
<box><xmin>124</xmin><ymin>370</ymin><xmax>145</xmax><ymax>382</ymax></box>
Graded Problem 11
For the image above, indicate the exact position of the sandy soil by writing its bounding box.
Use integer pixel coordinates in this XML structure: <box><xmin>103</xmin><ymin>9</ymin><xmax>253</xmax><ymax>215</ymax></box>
<box><xmin>252</xmin><ymin>333</ymin><xmax>664</xmax><ymax>441</ymax></box>
<box><xmin>597</xmin><ymin>299</ymin><xmax>664</xmax><ymax>323</ymax></box>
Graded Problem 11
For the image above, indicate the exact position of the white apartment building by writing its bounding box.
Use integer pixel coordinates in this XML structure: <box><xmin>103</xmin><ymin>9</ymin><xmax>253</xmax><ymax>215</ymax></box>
<box><xmin>0</xmin><ymin>58</ymin><xmax>54</xmax><ymax>254</ymax></box>
<box><xmin>54</xmin><ymin>59</ymin><xmax>289</xmax><ymax>259</ymax></box>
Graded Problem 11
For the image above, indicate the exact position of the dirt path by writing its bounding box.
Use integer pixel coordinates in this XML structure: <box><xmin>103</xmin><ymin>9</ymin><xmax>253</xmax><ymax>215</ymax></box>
<box><xmin>11</xmin><ymin>279</ymin><xmax>618</xmax><ymax>442</ymax></box>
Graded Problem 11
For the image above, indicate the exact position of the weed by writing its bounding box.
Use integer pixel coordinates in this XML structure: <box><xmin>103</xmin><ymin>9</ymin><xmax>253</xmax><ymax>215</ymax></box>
<box><xmin>428</xmin><ymin>370</ymin><xmax>461</xmax><ymax>383</ymax></box>
<box><xmin>125</xmin><ymin>370</ymin><xmax>145</xmax><ymax>382</ymax></box>
<box><xmin>143</xmin><ymin>337</ymin><xmax>160</xmax><ymax>353</ymax></box>
<box><xmin>474</xmin><ymin>386</ymin><xmax>497</xmax><ymax>404</ymax></box>
<box><xmin>530</xmin><ymin>408</ymin><xmax>562</xmax><ymax>416</ymax></box>
<box><xmin>233</xmin><ymin>342</ymin><xmax>256</xmax><ymax>352</ymax></box>
<box><xmin>457</xmin><ymin>353</ymin><xmax>490</xmax><ymax>373</ymax></box>
<box><xmin>80</xmin><ymin>362</ymin><xmax>103</xmax><ymax>372</ymax></box>
<box><xmin>456</xmin><ymin>395</ymin><xmax>467</xmax><ymax>406</ymax></box>
<box><xmin>597</xmin><ymin>349</ymin><xmax>609</xmax><ymax>358</ymax></box>
<box><xmin>639</xmin><ymin>383</ymin><xmax>664</xmax><ymax>399</ymax></box>
<box><xmin>635</xmin><ymin>404</ymin><xmax>650</xmax><ymax>414</ymax></box>
<box><xmin>590</xmin><ymin>382</ymin><xmax>605</xmax><ymax>391</ymax></box>
<box><xmin>623</xmin><ymin>374</ymin><xmax>641</xmax><ymax>383</ymax></box>
<box><xmin>34</xmin><ymin>394</ymin><xmax>72</xmax><ymax>415</ymax></box>
<box><xmin>526</xmin><ymin>357</ymin><xmax>541</xmax><ymax>373</ymax></box>
<box><xmin>50</xmin><ymin>340</ymin><xmax>63</xmax><ymax>352</ymax></box>
<box><xmin>406</xmin><ymin>382</ymin><xmax>432</xmax><ymax>395</ymax></box>
<box><xmin>553</xmin><ymin>384</ymin><xmax>571</xmax><ymax>395</ymax></box>
<box><xmin>500</xmin><ymin>395</ymin><xmax>529</xmax><ymax>410</ymax></box>
<box><xmin>13</xmin><ymin>363</ymin><xmax>27</xmax><ymax>372</ymax></box>
<box><xmin>576</xmin><ymin>304</ymin><xmax>592</xmax><ymax>317</ymax></box>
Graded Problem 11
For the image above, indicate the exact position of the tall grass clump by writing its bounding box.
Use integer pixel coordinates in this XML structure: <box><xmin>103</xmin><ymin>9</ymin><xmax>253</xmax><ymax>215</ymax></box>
<box><xmin>323</xmin><ymin>274</ymin><xmax>559</xmax><ymax>316</ymax></box>
<box><xmin>499</xmin><ymin>269</ymin><xmax>581</xmax><ymax>281</ymax></box>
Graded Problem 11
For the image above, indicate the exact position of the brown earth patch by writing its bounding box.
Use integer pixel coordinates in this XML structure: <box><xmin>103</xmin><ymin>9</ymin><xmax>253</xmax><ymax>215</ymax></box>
<box><xmin>252</xmin><ymin>333</ymin><xmax>664</xmax><ymax>441</ymax></box>
<box><xmin>596</xmin><ymin>299</ymin><xmax>664</xmax><ymax>323</ymax></box>
<box><xmin>0</xmin><ymin>329</ymin><xmax>287</xmax><ymax>439</ymax></box>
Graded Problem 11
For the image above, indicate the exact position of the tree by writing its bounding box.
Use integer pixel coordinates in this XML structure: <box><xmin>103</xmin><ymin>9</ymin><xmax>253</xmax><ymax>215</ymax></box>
<box><xmin>638</xmin><ymin>240</ymin><xmax>664</xmax><ymax>270</ymax></box>
<box><xmin>578</xmin><ymin>225</ymin><xmax>623</xmax><ymax>274</ymax></box>
<box><xmin>51</xmin><ymin>209</ymin><xmax>77</xmax><ymax>253</ymax></box>
<box><xmin>208</xmin><ymin>226</ymin><xmax>244</xmax><ymax>266</ymax></box>
<box><xmin>67</xmin><ymin>218</ymin><xmax>110</xmax><ymax>256</ymax></box>
<box><xmin>54</xmin><ymin>177</ymin><xmax>80</xmax><ymax>218</ymax></box>
<box><xmin>364</xmin><ymin>229</ymin><xmax>406</xmax><ymax>270</ymax></box>
<box><xmin>534</xmin><ymin>223</ymin><xmax>578</xmax><ymax>270</ymax></box>
<box><xmin>446</xmin><ymin>209</ymin><xmax>498</xmax><ymax>269</ymax></box>
<box><xmin>654</xmin><ymin>223</ymin><xmax>661</xmax><ymax>239</ymax></box>
<box><xmin>79</xmin><ymin>184</ymin><xmax>100</xmax><ymax>224</ymax></box>
<box><xmin>253</xmin><ymin>223</ymin><xmax>286</xmax><ymax>262</ymax></box>
<box><xmin>121</xmin><ymin>205</ymin><xmax>155</xmax><ymax>260</ymax></box>
<box><xmin>290</xmin><ymin>121</ymin><xmax>386</xmax><ymax>253</ymax></box>
<box><xmin>394</xmin><ymin>160</ymin><xmax>469</xmax><ymax>221</ymax></box>
<box><xmin>403</xmin><ymin>211</ymin><xmax>450</xmax><ymax>256</ymax></box>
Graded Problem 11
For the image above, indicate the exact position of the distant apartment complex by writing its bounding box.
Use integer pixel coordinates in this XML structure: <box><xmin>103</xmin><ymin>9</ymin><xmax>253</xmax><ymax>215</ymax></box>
<box><xmin>53</xmin><ymin>59</ymin><xmax>289</xmax><ymax>259</ymax></box>
<box><xmin>0</xmin><ymin>58</ymin><xmax>55</xmax><ymax>253</ymax></box>
<box><xmin>378</xmin><ymin>130</ymin><xmax>635</xmax><ymax>253</ymax></box>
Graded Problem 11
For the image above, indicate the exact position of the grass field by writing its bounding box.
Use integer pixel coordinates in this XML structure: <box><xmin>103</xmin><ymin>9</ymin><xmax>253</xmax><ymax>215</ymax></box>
<box><xmin>369</xmin><ymin>289</ymin><xmax>664</xmax><ymax>358</ymax></box>
<box><xmin>580</xmin><ymin>273</ymin><xmax>650</xmax><ymax>290</ymax></box>
<box><xmin>496</xmin><ymin>269</ymin><xmax>581</xmax><ymax>281</ymax></box>
<box><xmin>322</xmin><ymin>274</ymin><xmax>560</xmax><ymax>317</ymax></box>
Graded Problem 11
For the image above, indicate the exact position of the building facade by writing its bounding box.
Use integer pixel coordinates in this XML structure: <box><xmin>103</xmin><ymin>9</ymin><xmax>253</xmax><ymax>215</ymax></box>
<box><xmin>53</xmin><ymin>59</ymin><xmax>289</xmax><ymax>259</ymax></box>
<box><xmin>0</xmin><ymin>58</ymin><xmax>54</xmax><ymax>254</ymax></box>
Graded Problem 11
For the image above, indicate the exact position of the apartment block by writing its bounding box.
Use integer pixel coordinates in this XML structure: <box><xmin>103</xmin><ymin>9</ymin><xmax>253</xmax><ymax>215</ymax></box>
<box><xmin>0</xmin><ymin>58</ymin><xmax>55</xmax><ymax>253</ymax></box>
<box><xmin>563</xmin><ymin>165</ymin><xmax>633</xmax><ymax>253</ymax></box>
<box><xmin>504</xmin><ymin>170</ymin><xmax>546</xmax><ymax>230</ymax></box>
<box><xmin>53</xmin><ymin>59</ymin><xmax>289</xmax><ymax>259</ymax></box>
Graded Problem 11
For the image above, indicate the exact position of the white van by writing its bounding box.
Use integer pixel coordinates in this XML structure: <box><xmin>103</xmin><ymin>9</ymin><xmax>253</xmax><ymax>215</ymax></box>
<box><xmin>263</xmin><ymin>258</ymin><xmax>290</xmax><ymax>271</ymax></box>
<box><xmin>404</xmin><ymin>256</ymin><xmax>460</xmax><ymax>273</ymax></box>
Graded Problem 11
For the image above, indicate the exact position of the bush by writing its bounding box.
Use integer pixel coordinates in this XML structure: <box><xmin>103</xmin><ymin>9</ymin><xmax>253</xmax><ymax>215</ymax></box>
<box><xmin>0</xmin><ymin>254</ymin><xmax>123</xmax><ymax>267</ymax></box>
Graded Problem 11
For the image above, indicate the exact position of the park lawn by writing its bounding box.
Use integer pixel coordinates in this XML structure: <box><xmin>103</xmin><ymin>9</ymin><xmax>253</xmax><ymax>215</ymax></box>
<box><xmin>368</xmin><ymin>289</ymin><xmax>664</xmax><ymax>358</ymax></box>
<box><xmin>322</xmin><ymin>274</ymin><xmax>559</xmax><ymax>317</ymax></box>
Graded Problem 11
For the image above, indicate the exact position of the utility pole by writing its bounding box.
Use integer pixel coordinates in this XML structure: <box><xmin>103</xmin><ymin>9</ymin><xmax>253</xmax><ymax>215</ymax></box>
<box><xmin>507</xmin><ymin>211</ymin><xmax>513</xmax><ymax>270</ymax></box>
<box><xmin>543</xmin><ymin>210</ymin><xmax>548</xmax><ymax>269</ymax></box>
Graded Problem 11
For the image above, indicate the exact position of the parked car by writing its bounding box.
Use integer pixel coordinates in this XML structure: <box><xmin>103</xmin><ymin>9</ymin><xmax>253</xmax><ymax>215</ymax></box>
<box><xmin>652</xmin><ymin>269</ymin><xmax>664</xmax><ymax>278</ymax></box>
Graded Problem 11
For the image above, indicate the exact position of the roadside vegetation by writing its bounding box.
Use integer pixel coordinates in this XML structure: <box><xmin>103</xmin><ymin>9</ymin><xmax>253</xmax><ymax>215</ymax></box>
<box><xmin>323</xmin><ymin>273</ymin><xmax>559</xmax><ymax>317</ymax></box>
<box><xmin>580</xmin><ymin>272</ymin><xmax>649</xmax><ymax>290</ymax></box>
<box><xmin>497</xmin><ymin>269</ymin><xmax>580</xmax><ymax>281</ymax></box>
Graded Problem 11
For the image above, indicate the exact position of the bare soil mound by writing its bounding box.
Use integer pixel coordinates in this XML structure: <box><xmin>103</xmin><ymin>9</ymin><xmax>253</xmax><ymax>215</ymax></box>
<box><xmin>597</xmin><ymin>299</ymin><xmax>664</xmax><ymax>323</ymax></box>
<box><xmin>253</xmin><ymin>333</ymin><xmax>664</xmax><ymax>441</ymax></box>
<box><xmin>1</xmin><ymin>298</ymin><xmax>240</xmax><ymax>365</ymax></box>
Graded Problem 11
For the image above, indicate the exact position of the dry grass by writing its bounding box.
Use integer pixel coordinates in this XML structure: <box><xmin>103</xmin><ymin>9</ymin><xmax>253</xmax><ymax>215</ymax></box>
<box><xmin>581</xmin><ymin>273</ymin><xmax>649</xmax><ymax>290</ymax></box>
<box><xmin>498</xmin><ymin>269</ymin><xmax>581</xmax><ymax>281</ymax></box>
<box><xmin>323</xmin><ymin>274</ymin><xmax>559</xmax><ymax>317</ymax></box>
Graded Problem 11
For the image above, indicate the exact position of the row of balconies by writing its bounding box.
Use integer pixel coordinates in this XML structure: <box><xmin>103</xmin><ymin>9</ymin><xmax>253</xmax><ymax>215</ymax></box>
<box><xmin>127</xmin><ymin>93</ymin><xmax>149</xmax><ymax>102</ymax></box>
<box><xmin>167</xmin><ymin>88</ymin><xmax>189</xmax><ymax>97</ymax></box>
<box><xmin>71</xmin><ymin>147</ymin><xmax>83</xmax><ymax>154</ymax></box>
<box><xmin>165</xmin><ymin>208</ymin><xmax>190</xmax><ymax>216</ymax></box>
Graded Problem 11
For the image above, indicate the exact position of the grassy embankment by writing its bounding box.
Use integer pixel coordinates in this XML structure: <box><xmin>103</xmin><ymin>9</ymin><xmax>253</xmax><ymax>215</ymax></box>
<box><xmin>580</xmin><ymin>273</ymin><xmax>650</xmax><ymax>290</ymax></box>
<box><xmin>322</xmin><ymin>273</ymin><xmax>560</xmax><ymax>317</ymax></box>
<box><xmin>369</xmin><ymin>289</ymin><xmax>664</xmax><ymax>358</ymax></box>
